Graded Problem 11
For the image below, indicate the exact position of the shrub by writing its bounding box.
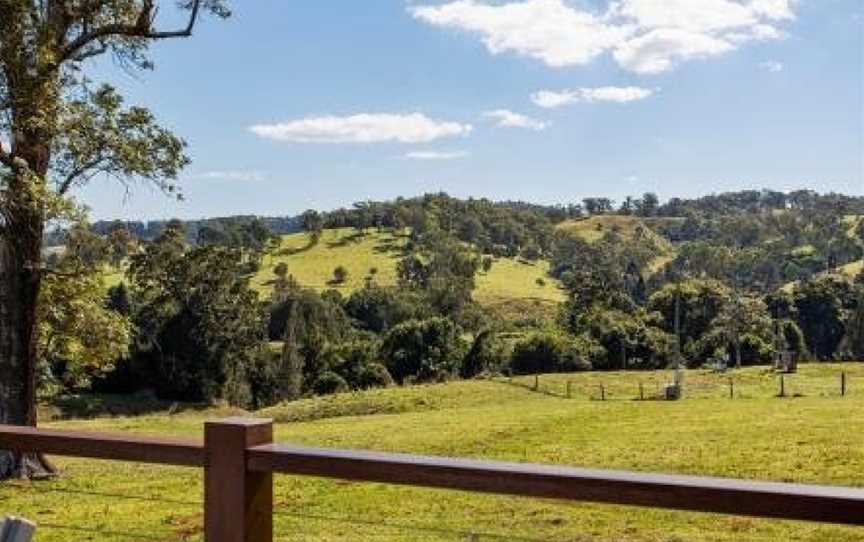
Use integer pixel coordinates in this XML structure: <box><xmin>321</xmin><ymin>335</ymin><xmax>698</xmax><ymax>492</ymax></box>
<box><xmin>267</xmin><ymin>288</ymin><xmax>350</xmax><ymax>342</ymax></box>
<box><xmin>323</xmin><ymin>338</ymin><xmax>379</xmax><ymax>387</ymax></box>
<box><xmin>782</xmin><ymin>320</ymin><xmax>809</xmax><ymax>359</ymax></box>
<box><xmin>521</xmin><ymin>243</ymin><xmax>542</xmax><ymax>260</ymax></box>
<box><xmin>580</xmin><ymin>309</ymin><xmax>675</xmax><ymax>370</ymax></box>
<box><xmin>241</xmin><ymin>260</ymin><xmax>260</xmax><ymax>274</ymax></box>
<box><xmin>344</xmin><ymin>285</ymin><xmax>425</xmax><ymax>333</ymax></box>
<box><xmin>510</xmin><ymin>331</ymin><xmax>593</xmax><ymax>375</ymax></box>
<box><xmin>461</xmin><ymin>330</ymin><xmax>508</xmax><ymax>378</ymax></box>
<box><xmin>273</xmin><ymin>262</ymin><xmax>289</xmax><ymax>279</ymax></box>
<box><xmin>332</xmin><ymin>265</ymin><xmax>349</xmax><ymax>284</ymax></box>
<box><xmin>355</xmin><ymin>363</ymin><xmax>394</xmax><ymax>389</ymax></box>
<box><xmin>312</xmin><ymin>371</ymin><xmax>349</xmax><ymax>395</ymax></box>
<box><xmin>381</xmin><ymin>317</ymin><xmax>466</xmax><ymax>383</ymax></box>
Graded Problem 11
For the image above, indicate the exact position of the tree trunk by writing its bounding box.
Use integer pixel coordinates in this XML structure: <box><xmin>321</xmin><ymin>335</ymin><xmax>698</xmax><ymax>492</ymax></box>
<box><xmin>0</xmin><ymin>184</ymin><xmax>54</xmax><ymax>479</ymax></box>
<box><xmin>0</xmin><ymin>8</ymin><xmax>62</xmax><ymax>479</ymax></box>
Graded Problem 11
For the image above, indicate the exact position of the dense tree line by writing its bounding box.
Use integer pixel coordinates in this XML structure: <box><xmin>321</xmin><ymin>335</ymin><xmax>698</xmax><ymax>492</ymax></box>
<box><xmin>77</xmin><ymin>215</ymin><xmax>301</xmax><ymax>246</ymax></box>
<box><xmin>32</xmin><ymin>190</ymin><xmax>864</xmax><ymax>416</ymax></box>
<box><xmin>318</xmin><ymin>193</ymin><xmax>564</xmax><ymax>260</ymax></box>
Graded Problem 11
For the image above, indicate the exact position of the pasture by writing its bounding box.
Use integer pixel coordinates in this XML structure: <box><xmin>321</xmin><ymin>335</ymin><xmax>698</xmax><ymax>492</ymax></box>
<box><xmin>2</xmin><ymin>364</ymin><xmax>863</xmax><ymax>541</ymax></box>
<box><xmin>252</xmin><ymin>228</ymin><xmax>566</xmax><ymax>319</ymax></box>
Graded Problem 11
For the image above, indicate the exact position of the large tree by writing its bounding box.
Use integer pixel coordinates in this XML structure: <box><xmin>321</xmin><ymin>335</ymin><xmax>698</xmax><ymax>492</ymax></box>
<box><xmin>0</xmin><ymin>0</ymin><xmax>228</xmax><ymax>478</ymax></box>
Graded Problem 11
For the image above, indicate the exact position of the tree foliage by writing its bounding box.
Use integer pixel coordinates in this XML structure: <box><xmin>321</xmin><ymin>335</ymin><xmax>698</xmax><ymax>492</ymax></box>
<box><xmin>128</xmin><ymin>227</ymin><xmax>268</xmax><ymax>406</ymax></box>
<box><xmin>38</xmin><ymin>227</ymin><xmax>132</xmax><ymax>393</ymax></box>
<box><xmin>381</xmin><ymin>317</ymin><xmax>466</xmax><ymax>384</ymax></box>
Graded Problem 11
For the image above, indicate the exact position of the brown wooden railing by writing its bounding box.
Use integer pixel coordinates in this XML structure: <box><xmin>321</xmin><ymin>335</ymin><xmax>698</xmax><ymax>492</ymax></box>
<box><xmin>1</xmin><ymin>418</ymin><xmax>863</xmax><ymax>542</ymax></box>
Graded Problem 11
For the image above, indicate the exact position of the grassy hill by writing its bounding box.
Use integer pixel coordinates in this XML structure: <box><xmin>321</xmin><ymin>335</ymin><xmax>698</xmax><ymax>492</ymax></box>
<box><xmin>5</xmin><ymin>363</ymin><xmax>864</xmax><ymax>541</ymax></box>
<box><xmin>780</xmin><ymin>216</ymin><xmax>863</xmax><ymax>291</ymax></box>
<box><xmin>252</xmin><ymin>228</ymin><xmax>566</xmax><ymax>318</ymax></box>
<box><xmin>555</xmin><ymin>215</ymin><xmax>677</xmax><ymax>273</ymax></box>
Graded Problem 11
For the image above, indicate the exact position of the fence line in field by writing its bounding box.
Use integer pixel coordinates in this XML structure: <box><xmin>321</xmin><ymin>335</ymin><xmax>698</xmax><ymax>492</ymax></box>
<box><xmin>499</xmin><ymin>370</ymin><xmax>854</xmax><ymax>401</ymax></box>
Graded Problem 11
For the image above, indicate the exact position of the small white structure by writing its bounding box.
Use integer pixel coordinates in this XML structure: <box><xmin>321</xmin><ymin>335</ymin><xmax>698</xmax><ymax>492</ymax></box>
<box><xmin>0</xmin><ymin>517</ymin><xmax>36</xmax><ymax>542</ymax></box>
<box><xmin>774</xmin><ymin>350</ymin><xmax>797</xmax><ymax>373</ymax></box>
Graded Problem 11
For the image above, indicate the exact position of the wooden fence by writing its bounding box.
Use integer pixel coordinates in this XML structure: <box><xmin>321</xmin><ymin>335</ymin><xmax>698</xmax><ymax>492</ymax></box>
<box><xmin>1</xmin><ymin>418</ymin><xmax>863</xmax><ymax>542</ymax></box>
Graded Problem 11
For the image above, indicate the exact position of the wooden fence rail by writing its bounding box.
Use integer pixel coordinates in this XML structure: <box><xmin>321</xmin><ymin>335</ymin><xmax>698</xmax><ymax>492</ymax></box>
<box><xmin>1</xmin><ymin>419</ymin><xmax>863</xmax><ymax>542</ymax></box>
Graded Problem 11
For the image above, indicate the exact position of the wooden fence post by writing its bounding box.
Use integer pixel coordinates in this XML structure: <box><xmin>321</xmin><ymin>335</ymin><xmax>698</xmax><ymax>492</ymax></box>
<box><xmin>205</xmin><ymin>417</ymin><xmax>274</xmax><ymax>542</ymax></box>
<box><xmin>534</xmin><ymin>374</ymin><xmax>539</xmax><ymax>391</ymax></box>
<box><xmin>842</xmin><ymin>372</ymin><xmax>847</xmax><ymax>397</ymax></box>
<box><xmin>566</xmin><ymin>381</ymin><xmax>572</xmax><ymax>399</ymax></box>
<box><xmin>779</xmin><ymin>375</ymin><xmax>785</xmax><ymax>398</ymax></box>
<box><xmin>600</xmin><ymin>384</ymin><xmax>606</xmax><ymax>401</ymax></box>
<box><xmin>639</xmin><ymin>382</ymin><xmax>644</xmax><ymax>401</ymax></box>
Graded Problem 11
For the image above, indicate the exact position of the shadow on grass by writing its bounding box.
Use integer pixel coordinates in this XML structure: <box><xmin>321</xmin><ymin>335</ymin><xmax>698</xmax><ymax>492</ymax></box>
<box><xmin>326</xmin><ymin>231</ymin><xmax>367</xmax><ymax>248</ymax></box>
<box><xmin>373</xmin><ymin>236</ymin><xmax>409</xmax><ymax>256</ymax></box>
<box><xmin>276</xmin><ymin>234</ymin><xmax>320</xmax><ymax>256</ymax></box>
<box><xmin>41</xmin><ymin>392</ymin><xmax>213</xmax><ymax>421</ymax></box>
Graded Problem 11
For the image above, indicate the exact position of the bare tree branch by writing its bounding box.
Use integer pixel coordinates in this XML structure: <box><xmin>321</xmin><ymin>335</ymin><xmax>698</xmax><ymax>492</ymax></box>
<box><xmin>58</xmin><ymin>0</ymin><xmax>202</xmax><ymax>66</ymax></box>
<box><xmin>2</xmin><ymin>0</ymin><xmax>205</xmax><ymax>112</ymax></box>
<box><xmin>57</xmin><ymin>156</ymin><xmax>105</xmax><ymax>195</ymax></box>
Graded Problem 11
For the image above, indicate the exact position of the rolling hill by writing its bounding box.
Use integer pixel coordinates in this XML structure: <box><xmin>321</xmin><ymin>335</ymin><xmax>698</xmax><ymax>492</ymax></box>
<box><xmin>555</xmin><ymin>215</ymin><xmax>677</xmax><ymax>273</ymax></box>
<box><xmin>252</xmin><ymin>228</ymin><xmax>566</xmax><ymax>319</ymax></box>
<box><xmin>780</xmin><ymin>215</ymin><xmax>863</xmax><ymax>291</ymax></box>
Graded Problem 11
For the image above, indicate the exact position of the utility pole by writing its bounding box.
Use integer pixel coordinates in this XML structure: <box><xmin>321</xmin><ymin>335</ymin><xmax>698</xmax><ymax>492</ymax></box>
<box><xmin>673</xmin><ymin>282</ymin><xmax>683</xmax><ymax>368</ymax></box>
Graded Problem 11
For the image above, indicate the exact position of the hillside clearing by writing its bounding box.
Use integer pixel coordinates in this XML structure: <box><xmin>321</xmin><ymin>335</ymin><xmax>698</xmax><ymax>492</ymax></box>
<box><xmin>556</xmin><ymin>216</ymin><xmax>676</xmax><ymax>275</ymax></box>
<box><xmin>4</xmin><ymin>364</ymin><xmax>863</xmax><ymax>541</ymax></box>
<box><xmin>253</xmin><ymin>228</ymin><xmax>566</xmax><ymax>311</ymax></box>
<box><xmin>555</xmin><ymin>215</ymin><xmax>672</xmax><ymax>250</ymax></box>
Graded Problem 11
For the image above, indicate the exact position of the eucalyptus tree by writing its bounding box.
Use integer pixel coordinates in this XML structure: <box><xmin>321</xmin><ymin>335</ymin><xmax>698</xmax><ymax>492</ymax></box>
<box><xmin>0</xmin><ymin>0</ymin><xmax>228</xmax><ymax>478</ymax></box>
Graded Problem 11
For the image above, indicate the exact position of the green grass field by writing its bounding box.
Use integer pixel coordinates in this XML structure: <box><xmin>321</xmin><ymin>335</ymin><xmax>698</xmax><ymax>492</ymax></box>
<box><xmin>252</xmin><ymin>228</ymin><xmax>566</xmax><ymax>317</ymax></box>
<box><xmin>4</xmin><ymin>364</ymin><xmax>864</xmax><ymax>541</ymax></box>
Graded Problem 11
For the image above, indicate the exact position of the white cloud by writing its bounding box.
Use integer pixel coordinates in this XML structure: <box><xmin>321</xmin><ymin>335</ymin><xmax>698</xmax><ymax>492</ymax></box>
<box><xmin>411</xmin><ymin>0</ymin><xmax>796</xmax><ymax>73</ymax></box>
<box><xmin>749</xmin><ymin>0</ymin><xmax>796</xmax><ymax>21</ymax></box>
<box><xmin>403</xmin><ymin>150</ymin><xmax>469</xmax><ymax>160</ymax></box>
<box><xmin>613</xmin><ymin>28</ymin><xmax>734</xmax><ymax>74</ymax></box>
<box><xmin>531</xmin><ymin>86</ymin><xmax>656</xmax><ymax>108</ymax></box>
<box><xmin>612</xmin><ymin>0</ymin><xmax>756</xmax><ymax>34</ymax></box>
<box><xmin>410</xmin><ymin>0</ymin><xmax>633</xmax><ymax>67</ymax></box>
<box><xmin>249</xmin><ymin>113</ymin><xmax>472</xmax><ymax>144</ymax></box>
<box><xmin>483</xmin><ymin>109</ymin><xmax>548</xmax><ymax>130</ymax></box>
<box><xmin>759</xmin><ymin>60</ymin><xmax>784</xmax><ymax>72</ymax></box>
<box><xmin>195</xmin><ymin>170</ymin><xmax>267</xmax><ymax>182</ymax></box>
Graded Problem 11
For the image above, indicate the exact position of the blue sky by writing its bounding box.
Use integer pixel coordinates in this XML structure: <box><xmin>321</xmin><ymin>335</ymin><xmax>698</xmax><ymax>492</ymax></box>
<box><xmin>78</xmin><ymin>0</ymin><xmax>863</xmax><ymax>220</ymax></box>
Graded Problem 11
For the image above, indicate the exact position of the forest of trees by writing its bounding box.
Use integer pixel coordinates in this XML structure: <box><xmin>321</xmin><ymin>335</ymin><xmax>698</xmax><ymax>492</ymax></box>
<box><xmin>28</xmin><ymin>190</ymin><xmax>864</xmax><ymax>417</ymax></box>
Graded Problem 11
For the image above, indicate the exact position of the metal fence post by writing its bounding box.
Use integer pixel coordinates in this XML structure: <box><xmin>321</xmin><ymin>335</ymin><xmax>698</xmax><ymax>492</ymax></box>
<box><xmin>205</xmin><ymin>418</ymin><xmax>274</xmax><ymax>542</ymax></box>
